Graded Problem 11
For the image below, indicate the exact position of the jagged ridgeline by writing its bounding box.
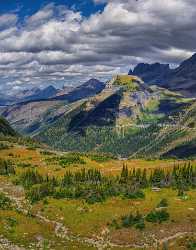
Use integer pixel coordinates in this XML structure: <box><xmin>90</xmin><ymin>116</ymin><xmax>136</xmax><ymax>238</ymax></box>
<box><xmin>36</xmin><ymin>75</ymin><xmax>196</xmax><ymax>158</ymax></box>
<box><xmin>0</xmin><ymin>116</ymin><xmax>17</xmax><ymax>136</ymax></box>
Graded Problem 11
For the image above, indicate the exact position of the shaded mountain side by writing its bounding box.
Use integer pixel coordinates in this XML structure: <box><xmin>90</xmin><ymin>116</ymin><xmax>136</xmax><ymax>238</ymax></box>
<box><xmin>0</xmin><ymin>100</ymin><xmax>69</xmax><ymax>135</ymax></box>
<box><xmin>162</xmin><ymin>140</ymin><xmax>196</xmax><ymax>158</ymax></box>
<box><xmin>129</xmin><ymin>53</ymin><xmax>196</xmax><ymax>97</ymax></box>
<box><xmin>68</xmin><ymin>90</ymin><xmax>123</xmax><ymax>132</ymax></box>
<box><xmin>129</xmin><ymin>63</ymin><xmax>171</xmax><ymax>84</ymax></box>
<box><xmin>0</xmin><ymin>116</ymin><xmax>17</xmax><ymax>136</ymax></box>
<box><xmin>163</xmin><ymin>53</ymin><xmax>196</xmax><ymax>97</ymax></box>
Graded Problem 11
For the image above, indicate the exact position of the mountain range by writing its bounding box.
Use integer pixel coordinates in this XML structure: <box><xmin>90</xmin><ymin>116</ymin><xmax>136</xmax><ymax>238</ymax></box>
<box><xmin>0</xmin><ymin>54</ymin><xmax>196</xmax><ymax>159</ymax></box>
<box><xmin>34</xmin><ymin>75</ymin><xmax>195</xmax><ymax>158</ymax></box>
<box><xmin>0</xmin><ymin>78</ymin><xmax>105</xmax><ymax>135</ymax></box>
<box><xmin>0</xmin><ymin>85</ymin><xmax>58</xmax><ymax>106</ymax></box>
<box><xmin>129</xmin><ymin>53</ymin><xmax>196</xmax><ymax>97</ymax></box>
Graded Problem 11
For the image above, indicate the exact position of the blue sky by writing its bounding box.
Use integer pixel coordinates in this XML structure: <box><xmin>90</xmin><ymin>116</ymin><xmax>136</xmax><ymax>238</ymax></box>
<box><xmin>0</xmin><ymin>0</ymin><xmax>105</xmax><ymax>19</ymax></box>
<box><xmin>0</xmin><ymin>0</ymin><xmax>195</xmax><ymax>94</ymax></box>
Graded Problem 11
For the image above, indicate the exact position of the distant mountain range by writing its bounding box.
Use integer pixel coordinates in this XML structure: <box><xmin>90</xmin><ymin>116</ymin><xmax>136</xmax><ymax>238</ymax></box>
<box><xmin>0</xmin><ymin>78</ymin><xmax>105</xmax><ymax>134</ymax></box>
<box><xmin>0</xmin><ymin>78</ymin><xmax>104</xmax><ymax>106</ymax></box>
<box><xmin>129</xmin><ymin>53</ymin><xmax>196</xmax><ymax>97</ymax></box>
<box><xmin>0</xmin><ymin>85</ymin><xmax>58</xmax><ymax>106</ymax></box>
<box><xmin>51</xmin><ymin>78</ymin><xmax>105</xmax><ymax>102</ymax></box>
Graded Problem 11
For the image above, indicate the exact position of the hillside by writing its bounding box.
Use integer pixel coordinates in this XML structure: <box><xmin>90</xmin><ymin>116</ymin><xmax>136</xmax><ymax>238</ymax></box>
<box><xmin>0</xmin><ymin>116</ymin><xmax>16</xmax><ymax>136</ymax></box>
<box><xmin>36</xmin><ymin>75</ymin><xmax>195</xmax><ymax>158</ymax></box>
<box><xmin>0</xmin><ymin>116</ymin><xmax>17</xmax><ymax>136</ymax></box>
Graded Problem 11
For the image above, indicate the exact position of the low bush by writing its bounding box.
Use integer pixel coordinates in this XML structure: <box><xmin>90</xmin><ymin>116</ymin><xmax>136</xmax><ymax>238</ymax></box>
<box><xmin>157</xmin><ymin>198</ymin><xmax>168</xmax><ymax>208</ymax></box>
<box><xmin>121</xmin><ymin>211</ymin><xmax>145</xmax><ymax>230</ymax></box>
<box><xmin>0</xmin><ymin>193</ymin><xmax>12</xmax><ymax>210</ymax></box>
<box><xmin>59</xmin><ymin>154</ymin><xmax>86</xmax><ymax>167</ymax></box>
<box><xmin>146</xmin><ymin>209</ymin><xmax>170</xmax><ymax>223</ymax></box>
<box><xmin>0</xmin><ymin>158</ymin><xmax>15</xmax><ymax>175</ymax></box>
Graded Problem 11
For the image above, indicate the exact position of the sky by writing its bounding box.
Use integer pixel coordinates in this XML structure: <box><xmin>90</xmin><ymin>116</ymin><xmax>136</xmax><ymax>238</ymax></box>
<box><xmin>0</xmin><ymin>0</ymin><xmax>195</xmax><ymax>94</ymax></box>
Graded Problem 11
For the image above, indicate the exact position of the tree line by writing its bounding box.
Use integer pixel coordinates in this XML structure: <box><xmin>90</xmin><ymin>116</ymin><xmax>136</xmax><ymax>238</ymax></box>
<box><xmin>12</xmin><ymin>162</ymin><xmax>196</xmax><ymax>204</ymax></box>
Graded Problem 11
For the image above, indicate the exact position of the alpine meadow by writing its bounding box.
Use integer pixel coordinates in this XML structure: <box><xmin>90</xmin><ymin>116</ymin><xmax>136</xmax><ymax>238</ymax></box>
<box><xmin>0</xmin><ymin>0</ymin><xmax>196</xmax><ymax>249</ymax></box>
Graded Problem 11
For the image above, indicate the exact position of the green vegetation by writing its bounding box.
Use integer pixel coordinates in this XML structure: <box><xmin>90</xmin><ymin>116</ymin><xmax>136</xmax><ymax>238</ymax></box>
<box><xmin>113</xmin><ymin>75</ymin><xmax>140</xmax><ymax>91</ymax></box>
<box><xmin>121</xmin><ymin>211</ymin><xmax>145</xmax><ymax>230</ymax></box>
<box><xmin>87</xmin><ymin>153</ymin><xmax>116</xmax><ymax>162</ymax></box>
<box><xmin>146</xmin><ymin>209</ymin><xmax>170</xmax><ymax>223</ymax></box>
<box><xmin>59</xmin><ymin>153</ymin><xmax>86</xmax><ymax>167</ymax></box>
<box><xmin>12</xmin><ymin>162</ymin><xmax>195</xmax><ymax>205</ymax></box>
<box><xmin>0</xmin><ymin>137</ymin><xmax>195</xmax><ymax>249</ymax></box>
<box><xmin>36</xmin><ymin>89</ymin><xmax>196</xmax><ymax>160</ymax></box>
<box><xmin>187</xmin><ymin>238</ymin><xmax>196</xmax><ymax>250</ymax></box>
<box><xmin>0</xmin><ymin>193</ymin><xmax>12</xmax><ymax>210</ymax></box>
<box><xmin>0</xmin><ymin>142</ymin><xmax>9</xmax><ymax>150</ymax></box>
<box><xmin>157</xmin><ymin>198</ymin><xmax>168</xmax><ymax>208</ymax></box>
<box><xmin>0</xmin><ymin>158</ymin><xmax>15</xmax><ymax>175</ymax></box>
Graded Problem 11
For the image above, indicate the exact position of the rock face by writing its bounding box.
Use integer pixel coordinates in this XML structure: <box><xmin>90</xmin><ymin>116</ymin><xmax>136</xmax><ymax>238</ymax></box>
<box><xmin>164</xmin><ymin>53</ymin><xmax>196</xmax><ymax>97</ymax></box>
<box><xmin>129</xmin><ymin>53</ymin><xmax>196</xmax><ymax>97</ymax></box>
<box><xmin>129</xmin><ymin>63</ymin><xmax>171</xmax><ymax>84</ymax></box>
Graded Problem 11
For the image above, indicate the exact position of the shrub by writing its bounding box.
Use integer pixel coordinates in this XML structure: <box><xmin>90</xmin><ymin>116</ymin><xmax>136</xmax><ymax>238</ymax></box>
<box><xmin>59</xmin><ymin>154</ymin><xmax>86</xmax><ymax>167</ymax></box>
<box><xmin>6</xmin><ymin>217</ymin><xmax>18</xmax><ymax>227</ymax></box>
<box><xmin>157</xmin><ymin>198</ymin><xmax>168</xmax><ymax>208</ymax></box>
<box><xmin>85</xmin><ymin>189</ymin><xmax>106</xmax><ymax>204</ymax></box>
<box><xmin>0</xmin><ymin>193</ymin><xmax>12</xmax><ymax>209</ymax></box>
<box><xmin>88</xmin><ymin>153</ymin><xmax>115</xmax><ymax>162</ymax></box>
<box><xmin>121</xmin><ymin>211</ymin><xmax>145</xmax><ymax>230</ymax></box>
<box><xmin>26</xmin><ymin>183</ymin><xmax>54</xmax><ymax>203</ymax></box>
<box><xmin>124</xmin><ymin>189</ymin><xmax>145</xmax><ymax>199</ymax></box>
<box><xmin>146</xmin><ymin>210</ymin><xmax>170</xmax><ymax>223</ymax></box>
<box><xmin>0</xmin><ymin>159</ymin><xmax>15</xmax><ymax>175</ymax></box>
<box><xmin>0</xmin><ymin>143</ymin><xmax>9</xmax><ymax>150</ymax></box>
<box><xmin>19</xmin><ymin>169</ymin><xmax>43</xmax><ymax>188</ymax></box>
